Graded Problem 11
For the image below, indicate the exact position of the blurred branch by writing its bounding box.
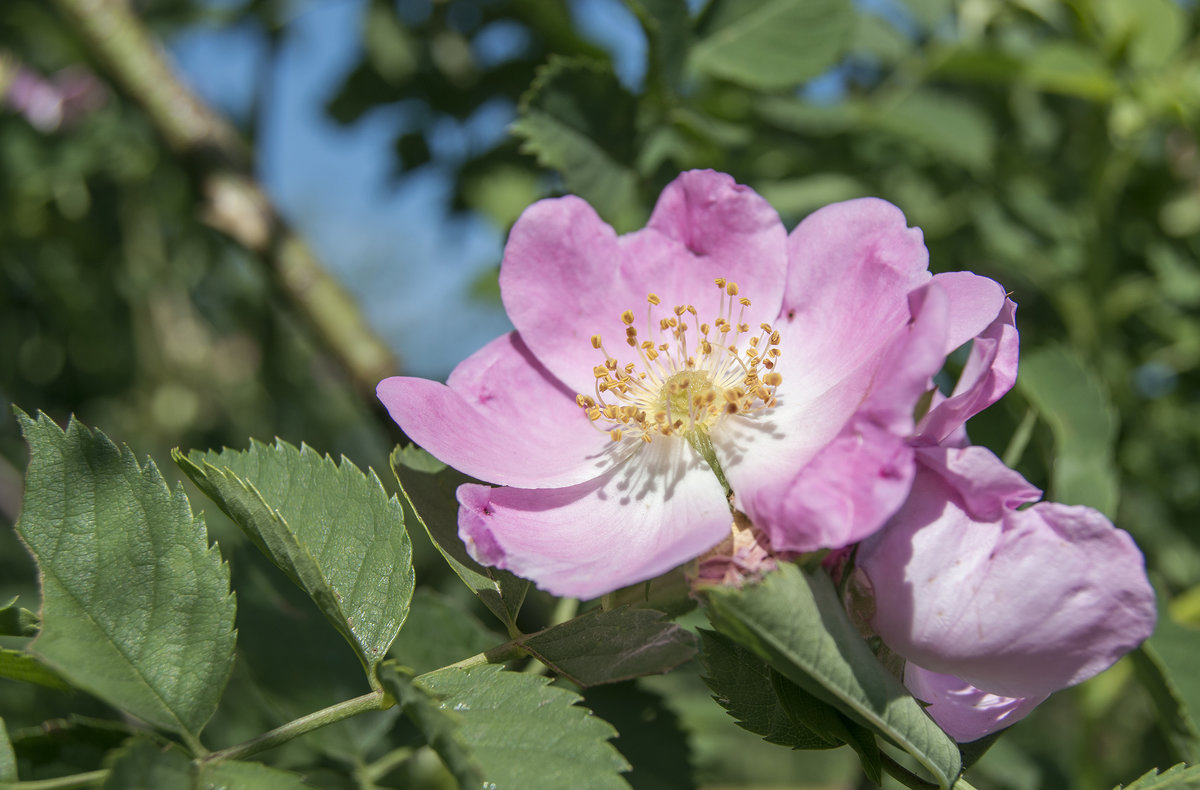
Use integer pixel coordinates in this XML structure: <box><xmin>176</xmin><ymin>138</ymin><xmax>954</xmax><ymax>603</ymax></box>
<box><xmin>50</xmin><ymin>0</ymin><xmax>400</xmax><ymax>396</ymax></box>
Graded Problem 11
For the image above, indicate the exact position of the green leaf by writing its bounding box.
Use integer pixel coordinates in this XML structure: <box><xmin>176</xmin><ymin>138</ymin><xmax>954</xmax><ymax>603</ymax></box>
<box><xmin>390</xmin><ymin>445</ymin><xmax>528</xmax><ymax>634</ymax></box>
<box><xmin>624</xmin><ymin>0</ymin><xmax>691</xmax><ymax>94</ymax></box>
<box><xmin>0</xmin><ymin>648</ymin><xmax>71</xmax><ymax>691</ymax></box>
<box><xmin>390</xmin><ymin>588</ymin><xmax>502</xmax><ymax>675</ymax></box>
<box><xmin>419</xmin><ymin>664</ymin><xmax>631</xmax><ymax>789</ymax></box>
<box><xmin>700</xmin><ymin>630</ymin><xmax>842</xmax><ymax>750</ymax></box>
<box><xmin>176</xmin><ymin>439</ymin><xmax>413</xmax><ymax>678</ymax></box>
<box><xmin>14</xmin><ymin>411</ymin><xmax>236</xmax><ymax>744</ymax></box>
<box><xmin>510</xmin><ymin>57</ymin><xmax>643</xmax><ymax>231</ymax></box>
<box><xmin>770</xmin><ymin>670</ymin><xmax>882</xmax><ymax>783</ymax></box>
<box><xmin>519</xmin><ymin>607</ymin><xmax>696</xmax><ymax>687</ymax></box>
<box><xmin>0</xmin><ymin>597</ymin><xmax>38</xmax><ymax>637</ymax></box>
<box><xmin>1017</xmin><ymin>346</ymin><xmax>1120</xmax><ymax>516</ymax></box>
<box><xmin>870</xmin><ymin>89</ymin><xmax>995</xmax><ymax>173</ymax></box>
<box><xmin>0</xmin><ymin>718</ymin><xmax>15</xmax><ymax>782</ymax></box>
<box><xmin>378</xmin><ymin>662</ymin><xmax>484</xmax><ymax>790</ymax></box>
<box><xmin>1130</xmin><ymin>645</ymin><xmax>1198</xmax><ymax>763</ymax></box>
<box><xmin>692</xmin><ymin>0</ymin><xmax>854</xmax><ymax>90</ymax></box>
<box><xmin>701</xmin><ymin>563</ymin><xmax>962</xmax><ymax>789</ymax></box>
<box><xmin>1113</xmin><ymin>763</ymin><xmax>1200</xmax><ymax>790</ymax></box>
<box><xmin>102</xmin><ymin>737</ymin><xmax>315</xmax><ymax>789</ymax></box>
<box><xmin>583</xmin><ymin>682</ymin><xmax>695</xmax><ymax>790</ymax></box>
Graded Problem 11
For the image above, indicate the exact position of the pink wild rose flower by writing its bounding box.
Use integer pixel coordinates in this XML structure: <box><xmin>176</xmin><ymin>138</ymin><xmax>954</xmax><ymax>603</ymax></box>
<box><xmin>378</xmin><ymin>169</ymin><xmax>1013</xmax><ymax>598</ymax></box>
<box><xmin>852</xmin><ymin>445</ymin><xmax>1156</xmax><ymax>741</ymax></box>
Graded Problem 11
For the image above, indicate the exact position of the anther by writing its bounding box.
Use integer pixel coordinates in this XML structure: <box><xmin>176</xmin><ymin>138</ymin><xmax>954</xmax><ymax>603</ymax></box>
<box><xmin>591</xmin><ymin>335</ymin><xmax>603</xmax><ymax>349</ymax></box>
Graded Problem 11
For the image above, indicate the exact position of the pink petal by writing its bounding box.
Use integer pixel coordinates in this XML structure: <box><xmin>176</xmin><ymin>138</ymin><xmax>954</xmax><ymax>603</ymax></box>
<box><xmin>904</xmin><ymin>665</ymin><xmax>1046</xmax><ymax>742</ymax></box>
<box><xmin>722</xmin><ymin>282</ymin><xmax>951</xmax><ymax>550</ymax></box>
<box><xmin>916</xmin><ymin>298</ymin><xmax>1019</xmax><ymax>444</ymax></box>
<box><xmin>930</xmin><ymin>271</ymin><xmax>1009</xmax><ymax>354</ymax></box>
<box><xmin>377</xmin><ymin>332</ymin><xmax>611</xmax><ymax>488</ymax></box>
<box><xmin>500</xmin><ymin>170</ymin><xmax>787</xmax><ymax>394</ymax></box>
<box><xmin>858</xmin><ymin>447</ymin><xmax>1156</xmax><ymax>699</ymax></box>
<box><xmin>456</xmin><ymin>439</ymin><xmax>732</xmax><ymax>598</ymax></box>
<box><xmin>777</xmin><ymin>198</ymin><xmax>932</xmax><ymax>389</ymax></box>
<box><xmin>738</xmin><ymin>416</ymin><xmax>915</xmax><ymax>553</ymax></box>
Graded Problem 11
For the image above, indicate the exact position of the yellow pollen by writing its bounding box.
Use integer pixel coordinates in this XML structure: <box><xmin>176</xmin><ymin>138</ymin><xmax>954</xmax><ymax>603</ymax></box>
<box><xmin>576</xmin><ymin>278</ymin><xmax>785</xmax><ymax>444</ymax></box>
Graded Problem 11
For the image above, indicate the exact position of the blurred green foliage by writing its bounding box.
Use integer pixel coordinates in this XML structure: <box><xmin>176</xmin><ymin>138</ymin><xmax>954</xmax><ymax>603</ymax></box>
<box><xmin>2</xmin><ymin>0</ymin><xmax>1200</xmax><ymax>787</ymax></box>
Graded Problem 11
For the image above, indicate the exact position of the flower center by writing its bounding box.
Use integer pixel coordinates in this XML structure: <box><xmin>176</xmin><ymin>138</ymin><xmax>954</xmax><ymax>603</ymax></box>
<box><xmin>575</xmin><ymin>278</ymin><xmax>783</xmax><ymax>445</ymax></box>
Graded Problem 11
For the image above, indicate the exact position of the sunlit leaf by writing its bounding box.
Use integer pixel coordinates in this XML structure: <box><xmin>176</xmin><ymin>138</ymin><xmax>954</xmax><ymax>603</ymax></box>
<box><xmin>390</xmin><ymin>445</ymin><xmax>528</xmax><ymax>634</ymax></box>
<box><xmin>1113</xmin><ymin>763</ymin><xmax>1200</xmax><ymax>790</ymax></box>
<box><xmin>15</xmin><ymin>411</ymin><xmax>236</xmax><ymax>742</ymax></box>
<box><xmin>692</xmin><ymin>0</ymin><xmax>854</xmax><ymax>90</ymax></box>
<box><xmin>177</xmin><ymin>439</ymin><xmax>414</xmax><ymax>679</ymax></box>
<box><xmin>702</xmin><ymin>563</ymin><xmax>961</xmax><ymax>789</ymax></box>
<box><xmin>419</xmin><ymin>664</ymin><xmax>631</xmax><ymax>789</ymax></box>
<box><xmin>511</xmin><ymin>57</ymin><xmax>643</xmax><ymax>231</ymax></box>
<box><xmin>519</xmin><ymin>607</ymin><xmax>696</xmax><ymax>687</ymax></box>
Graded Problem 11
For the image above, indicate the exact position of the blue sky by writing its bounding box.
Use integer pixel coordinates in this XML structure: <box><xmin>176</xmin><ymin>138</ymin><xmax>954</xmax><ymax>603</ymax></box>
<box><xmin>168</xmin><ymin>0</ymin><xmax>647</xmax><ymax>379</ymax></box>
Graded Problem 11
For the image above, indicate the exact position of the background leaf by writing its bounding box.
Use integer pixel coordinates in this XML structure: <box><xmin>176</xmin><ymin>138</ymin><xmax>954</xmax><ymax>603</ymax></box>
<box><xmin>418</xmin><ymin>664</ymin><xmax>631</xmax><ymax>789</ymax></box>
<box><xmin>584</xmin><ymin>681</ymin><xmax>695</xmax><ymax>790</ymax></box>
<box><xmin>1017</xmin><ymin>346</ymin><xmax>1121</xmax><ymax>516</ymax></box>
<box><xmin>378</xmin><ymin>662</ymin><xmax>484</xmax><ymax>790</ymax></box>
<box><xmin>691</xmin><ymin>0</ymin><xmax>854</xmax><ymax>89</ymax></box>
<box><xmin>702</xmin><ymin>563</ymin><xmax>962</xmax><ymax>789</ymax></box>
<box><xmin>390</xmin><ymin>445</ymin><xmax>528</xmax><ymax>635</ymax></box>
<box><xmin>102</xmin><ymin>737</ymin><xmax>315</xmax><ymax>789</ymax></box>
<box><xmin>0</xmin><ymin>649</ymin><xmax>71</xmax><ymax>692</ymax></box>
<box><xmin>15</xmin><ymin>412</ymin><xmax>236</xmax><ymax>745</ymax></box>
<box><xmin>390</xmin><ymin>588</ymin><xmax>503</xmax><ymax>675</ymax></box>
<box><xmin>0</xmin><ymin>718</ymin><xmax>15</xmax><ymax>782</ymax></box>
<box><xmin>510</xmin><ymin>57</ymin><xmax>643</xmax><ymax>231</ymax></box>
<box><xmin>518</xmin><ymin>608</ymin><xmax>696</xmax><ymax>687</ymax></box>
<box><xmin>177</xmin><ymin>439</ymin><xmax>413</xmax><ymax>677</ymax></box>
<box><xmin>0</xmin><ymin>598</ymin><xmax>39</xmax><ymax>638</ymax></box>
<box><xmin>1113</xmin><ymin>763</ymin><xmax>1200</xmax><ymax>790</ymax></box>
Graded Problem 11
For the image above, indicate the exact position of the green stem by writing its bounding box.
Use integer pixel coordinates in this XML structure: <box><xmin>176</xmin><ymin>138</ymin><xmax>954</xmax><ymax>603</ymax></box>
<box><xmin>687</xmin><ymin>429</ymin><xmax>731</xmax><ymax>497</ymax></box>
<box><xmin>0</xmin><ymin>769</ymin><xmax>108</xmax><ymax>789</ymax></box>
<box><xmin>358</xmin><ymin>746</ymin><xmax>416</xmax><ymax>785</ymax></box>
<box><xmin>444</xmin><ymin>642</ymin><xmax>527</xmax><ymax>671</ymax></box>
<box><xmin>202</xmin><ymin>690</ymin><xmax>385</xmax><ymax>764</ymax></box>
<box><xmin>1002</xmin><ymin>407</ymin><xmax>1038</xmax><ymax>469</ymax></box>
<box><xmin>878</xmin><ymin>753</ymin><xmax>939</xmax><ymax>790</ymax></box>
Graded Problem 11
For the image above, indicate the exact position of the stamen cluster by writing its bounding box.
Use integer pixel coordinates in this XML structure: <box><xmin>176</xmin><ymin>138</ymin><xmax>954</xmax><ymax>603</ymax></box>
<box><xmin>576</xmin><ymin>278</ymin><xmax>783</xmax><ymax>443</ymax></box>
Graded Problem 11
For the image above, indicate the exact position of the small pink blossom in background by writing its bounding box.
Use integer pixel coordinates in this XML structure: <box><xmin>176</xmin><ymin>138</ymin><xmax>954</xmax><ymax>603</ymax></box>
<box><xmin>2</xmin><ymin>62</ymin><xmax>108</xmax><ymax>132</ymax></box>
<box><xmin>378</xmin><ymin>169</ymin><xmax>1011</xmax><ymax>598</ymax></box>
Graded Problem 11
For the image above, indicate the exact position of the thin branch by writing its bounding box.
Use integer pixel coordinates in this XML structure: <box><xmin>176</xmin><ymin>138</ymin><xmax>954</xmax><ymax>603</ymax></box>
<box><xmin>50</xmin><ymin>0</ymin><xmax>401</xmax><ymax>396</ymax></box>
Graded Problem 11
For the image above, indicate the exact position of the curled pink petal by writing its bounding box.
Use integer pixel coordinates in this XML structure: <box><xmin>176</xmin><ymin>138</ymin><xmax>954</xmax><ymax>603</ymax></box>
<box><xmin>378</xmin><ymin>332</ymin><xmax>610</xmax><ymax>488</ymax></box>
<box><xmin>456</xmin><ymin>439</ymin><xmax>731</xmax><ymax>599</ymax></box>
<box><xmin>904</xmin><ymin>665</ymin><xmax>1046</xmax><ymax>742</ymax></box>
<box><xmin>858</xmin><ymin>447</ymin><xmax>1156</xmax><ymax>699</ymax></box>
<box><xmin>916</xmin><ymin>298</ymin><xmax>1019</xmax><ymax>445</ymax></box>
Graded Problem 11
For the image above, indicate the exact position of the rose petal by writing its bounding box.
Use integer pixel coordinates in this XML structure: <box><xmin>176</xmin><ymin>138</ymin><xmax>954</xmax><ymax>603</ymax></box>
<box><xmin>858</xmin><ymin>447</ymin><xmax>1156</xmax><ymax>698</ymax></box>
<box><xmin>378</xmin><ymin>332</ymin><xmax>611</xmax><ymax>488</ymax></box>
<box><xmin>778</xmin><ymin>197</ymin><xmax>932</xmax><ymax>389</ymax></box>
<box><xmin>739</xmin><ymin>416</ymin><xmax>915</xmax><ymax>553</ymax></box>
<box><xmin>904</xmin><ymin>664</ymin><xmax>1046</xmax><ymax>742</ymax></box>
<box><xmin>501</xmin><ymin>170</ymin><xmax>787</xmax><ymax>394</ymax></box>
<box><xmin>916</xmin><ymin>298</ymin><xmax>1019</xmax><ymax>444</ymax></box>
<box><xmin>722</xmin><ymin>281</ymin><xmax>951</xmax><ymax>550</ymax></box>
<box><xmin>930</xmin><ymin>271</ymin><xmax>1009</xmax><ymax>355</ymax></box>
<box><xmin>456</xmin><ymin>437</ymin><xmax>732</xmax><ymax>599</ymax></box>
